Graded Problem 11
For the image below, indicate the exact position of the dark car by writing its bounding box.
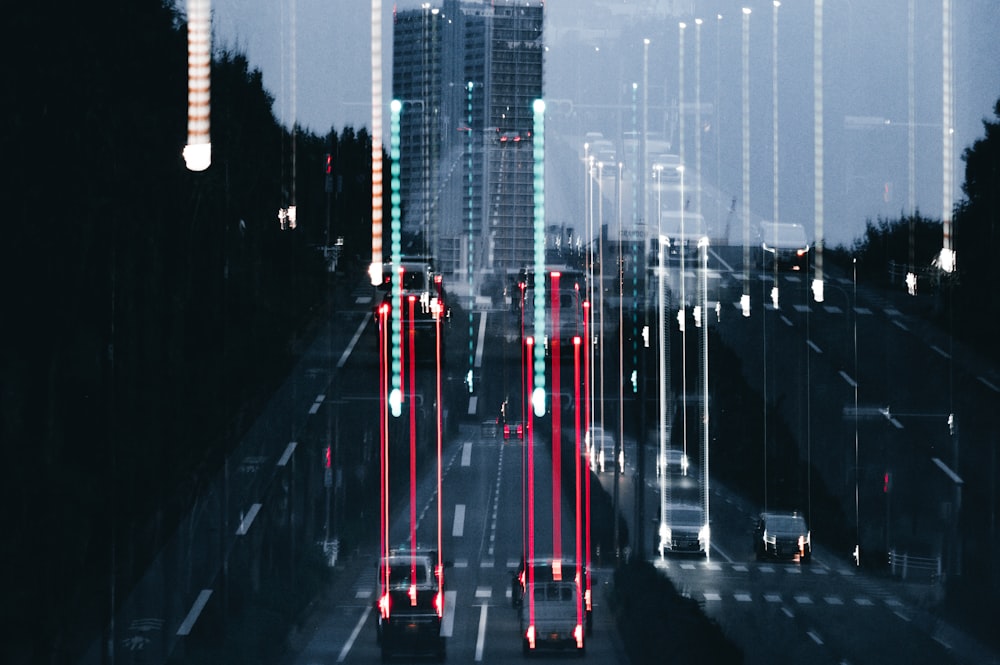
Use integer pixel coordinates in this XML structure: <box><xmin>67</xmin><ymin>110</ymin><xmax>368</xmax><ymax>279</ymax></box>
<box><xmin>753</xmin><ymin>511</ymin><xmax>812</xmax><ymax>562</ymax></box>
<box><xmin>375</xmin><ymin>549</ymin><xmax>447</xmax><ymax>661</ymax></box>
<box><xmin>657</xmin><ymin>502</ymin><xmax>710</xmax><ymax>557</ymax></box>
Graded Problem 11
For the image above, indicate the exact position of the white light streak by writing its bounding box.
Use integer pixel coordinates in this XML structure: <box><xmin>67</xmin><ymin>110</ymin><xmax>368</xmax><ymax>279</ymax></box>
<box><xmin>183</xmin><ymin>0</ymin><xmax>211</xmax><ymax>171</ymax></box>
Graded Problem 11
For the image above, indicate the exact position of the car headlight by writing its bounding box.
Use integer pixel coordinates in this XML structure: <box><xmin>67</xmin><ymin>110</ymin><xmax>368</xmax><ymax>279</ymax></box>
<box><xmin>763</xmin><ymin>530</ymin><xmax>776</xmax><ymax>545</ymax></box>
<box><xmin>659</xmin><ymin>523</ymin><xmax>671</xmax><ymax>548</ymax></box>
<box><xmin>699</xmin><ymin>524</ymin><xmax>711</xmax><ymax>547</ymax></box>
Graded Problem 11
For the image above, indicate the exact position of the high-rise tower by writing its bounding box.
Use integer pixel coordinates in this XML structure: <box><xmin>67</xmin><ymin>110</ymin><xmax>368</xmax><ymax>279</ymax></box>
<box><xmin>393</xmin><ymin>0</ymin><xmax>544</xmax><ymax>277</ymax></box>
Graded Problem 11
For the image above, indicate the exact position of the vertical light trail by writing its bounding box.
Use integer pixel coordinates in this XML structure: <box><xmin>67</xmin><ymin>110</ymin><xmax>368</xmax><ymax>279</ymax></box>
<box><xmin>532</xmin><ymin>100</ymin><xmax>547</xmax><ymax>417</ymax></box>
<box><xmin>467</xmin><ymin>82</ymin><xmax>476</xmax><ymax>391</ymax></box>
<box><xmin>597</xmin><ymin>161</ymin><xmax>605</xmax><ymax>462</ymax></box>
<box><xmin>525</xmin><ymin>337</ymin><xmax>536</xmax><ymax>629</ymax></box>
<box><xmin>642</xmin><ymin>39</ymin><xmax>649</xmax><ymax>231</ymax></box>
<box><xmin>695</xmin><ymin>18</ymin><xmax>703</xmax><ymax>217</ymax></box>
<box><xmin>370</xmin><ymin>0</ymin><xmax>384</xmax><ymax>286</ymax></box>
<box><xmin>741</xmin><ymin>8</ymin><xmax>752</xmax><ymax>317</ymax></box>
<box><xmin>183</xmin><ymin>0</ymin><xmax>211</xmax><ymax>171</ymax></box>
<box><xmin>435</xmin><ymin>300</ymin><xmax>443</xmax><ymax>578</ymax></box>
<box><xmin>907</xmin><ymin>0</ymin><xmax>916</xmax><ymax>216</ymax></box>
<box><xmin>679</xmin><ymin>166</ymin><xmax>688</xmax><ymax>461</ymax></box>
<box><xmin>408</xmin><ymin>297</ymin><xmax>417</xmax><ymax>585</ymax></box>
<box><xmin>772</xmin><ymin>2</ymin><xmax>780</xmax><ymax>229</ymax></box>
<box><xmin>573</xmin><ymin>336</ymin><xmax>582</xmax><ymax>627</ymax></box>
<box><xmin>715</xmin><ymin>15</ymin><xmax>723</xmax><ymax>230</ymax></box>
<box><xmin>907</xmin><ymin>0</ymin><xmax>917</xmax><ymax>292</ymax></box>
<box><xmin>522</xmin><ymin>323</ymin><xmax>530</xmax><ymax>558</ymax></box>
<box><xmin>390</xmin><ymin>101</ymin><xmax>403</xmax><ymax>415</ymax></box>
<box><xmin>379</xmin><ymin>305</ymin><xmax>389</xmax><ymax>581</ymax></box>
<box><xmin>679</xmin><ymin>22</ymin><xmax>686</xmax><ymax>207</ymax></box>
<box><xmin>940</xmin><ymin>0</ymin><xmax>955</xmax><ymax>271</ymax></box>
<box><xmin>658</xmin><ymin>235</ymin><xmax>668</xmax><ymax>542</ymax></box>
<box><xmin>582</xmin><ymin>303</ymin><xmax>592</xmax><ymax>611</ymax></box>
<box><xmin>699</xmin><ymin>237</ymin><xmax>710</xmax><ymax>542</ymax></box>
<box><xmin>811</xmin><ymin>0</ymin><xmax>826</xmax><ymax>303</ymax></box>
<box><xmin>551</xmin><ymin>272</ymin><xmax>562</xmax><ymax>560</ymax></box>
<box><xmin>290</xmin><ymin>0</ymin><xmax>297</xmax><ymax>216</ymax></box>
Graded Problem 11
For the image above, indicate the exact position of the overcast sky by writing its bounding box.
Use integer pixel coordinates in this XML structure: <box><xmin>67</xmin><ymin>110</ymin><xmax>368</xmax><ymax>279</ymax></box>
<box><xmin>210</xmin><ymin>0</ymin><xmax>999</xmax><ymax>245</ymax></box>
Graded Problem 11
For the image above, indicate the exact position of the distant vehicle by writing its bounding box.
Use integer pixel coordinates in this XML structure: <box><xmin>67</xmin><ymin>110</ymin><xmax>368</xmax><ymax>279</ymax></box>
<box><xmin>519</xmin><ymin>578</ymin><xmax>586</xmax><ymax>655</ymax></box>
<box><xmin>658</xmin><ymin>502</ymin><xmax>710</xmax><ymax>557</ymax></box>
<box><xmin>650</xmin><ymin>153</ymin><xmax>682</xmax><ymax>182</ymax></box>
<box><xmin>511</xmin><ymin>558</ymin><xmax>592</xmax><ymax>635</ymax></box>
<box><xmin>516</xmin><ymin>268</ymin><xmax>585</xmax><ymax>353</ymax></box>
<box><xmin>753</xmin><ymin>511</ymin><xmax>812</xmax><ymax>562</ymax></box>
<box><xmin>376</xmin><ymin>258</ymin><xmax>447</xmax><ymax>360</ymax></box>
<box><xmin>659</xmin><ymin>447</ymin><xmax>689</xmax><ymax>477</ymax></box>
<box><xmin>658</xmin><ymin>210</ymin><xmax>706</xmax><ymax>261</ymax></box>
<box><xmin>759</xmin><ymin>221</ymin><xmax>811</xmax><ymax>272</ymax></box>
<box><xmin>503</xmin><ymin>420</ymin><xmax>526</xmax><ymax>441</ymax></box>
<box><xmin>590</xmin><ymin>138</ymin><xmax>616</xmax><ymax>166</ymax></box>
<box><xmin>584</xmin><ymin>426</ymin><xmax>615</xmax><ymax>473</ymax></box>
<box><xmin>375</xmin><ymin>549</ymin><xmax>447</xmax><ymax>661</ymax></box>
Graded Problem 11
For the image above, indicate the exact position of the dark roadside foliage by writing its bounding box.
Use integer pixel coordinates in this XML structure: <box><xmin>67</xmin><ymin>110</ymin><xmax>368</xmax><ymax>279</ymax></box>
<box><xmin>1</xmin><ymin>1</ymin><xmax>375</xmax><ymax>662</ymax></box>
<box><xmin>610</xmin><ymin>559</ymin><xmax>743</xmax><ymax>665</ymax></box>
<box><xmin>830</xmin><ymin>98</ymin><xmax>1000</xmax><ymax>364</ymax></box>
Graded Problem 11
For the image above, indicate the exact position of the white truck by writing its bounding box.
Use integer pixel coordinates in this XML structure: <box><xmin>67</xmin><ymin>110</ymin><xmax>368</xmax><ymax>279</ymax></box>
<box><xmin>519</xmin><ymin>580</ymin><xmax>586</xmax><ymax>656</ymax></box>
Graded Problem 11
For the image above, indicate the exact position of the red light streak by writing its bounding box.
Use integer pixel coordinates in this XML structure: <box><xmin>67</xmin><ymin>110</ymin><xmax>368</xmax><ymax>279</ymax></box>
<box><xmin>379</xmin><ymin>304</ymin><xmax>390</xmax><ymax>589</ymax></box>
<box><xmin>582</xmin><ymin>301</ymin><xmax>592</xmax><ymax>602</ymax></box>
<box><xmin>551</xmin><ymin>272</ymin><xmax>561</xmax><ymax>560</ymax></box>
<box><xmin>409</xmin><ymin>296</ymin><xmax>417</xmax><ymax>586</ymax></box>
<box><xmin>520</xmin><ymin>282</ymin><xmax>528</xmax><ymax>562</ymax></box>
<box><xmin>525</xmin><ymin>336</ymin><xmax>536</xmax><ymax>629</ymax></box>
<box><xmin>573</xmin><ymin>335</ymin><xmax>583</xmax><ymax>627</ymax></box>
<box><xmin>435</xmin><ymin>299</ymin><xmax>443</xmax><ymax>576</ymax></box>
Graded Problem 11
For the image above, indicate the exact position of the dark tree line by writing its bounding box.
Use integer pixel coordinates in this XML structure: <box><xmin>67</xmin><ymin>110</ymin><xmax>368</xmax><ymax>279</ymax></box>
<box><xmin>1</xmin><ymin>2</ymin><xmax>376</xmax><ymax>661</ymax></box>
<box><xmin>830</xmin><ymin>96</ymin><xmax>1000</xmax><ymax>358</ymax></box>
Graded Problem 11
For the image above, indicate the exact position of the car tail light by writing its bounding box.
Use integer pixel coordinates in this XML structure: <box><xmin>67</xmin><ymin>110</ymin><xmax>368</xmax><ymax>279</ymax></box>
<box><xmin>584</xmin><ymin>588</ymin><xmax>592</xmax><ymax>612</ymax></box>
<box><xmin>503</xmin><ymin>424</ymin><xmax>510</xmax><ymax>439</ymax></box>
<box><xmin>526</xmin><ymin>625</ymin><xmax>536</xmax><ymax>649</ymax></box>
<box><xmin>435</xmin><ymin>591</ymin><xmax>444</xmax><ymax>618</ymax></box>
<box><xmin>409</xmin><ymin>584</ymin><xmax>417</xmax><ymax>606</ymax></box>
<box><xmin>379</xmin><ymin>593</ymin><xmax>391</xmax><ymax>619</ymax></box>
<box><xmin>574</xmin><ymin>624</ymin><xmax>584</xmax><ymax>648</ymax></box>
<box><xmin>516</xmin><ymin>423</ymin><xmax>524</xmax><ymax>438</ymax></box>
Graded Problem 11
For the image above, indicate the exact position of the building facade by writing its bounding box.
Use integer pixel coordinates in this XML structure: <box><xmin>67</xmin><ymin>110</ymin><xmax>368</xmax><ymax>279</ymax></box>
<box><xmin>393</xmin><ymin>0</ymin><xmax>545</xmax><ymax>279</ymax></box>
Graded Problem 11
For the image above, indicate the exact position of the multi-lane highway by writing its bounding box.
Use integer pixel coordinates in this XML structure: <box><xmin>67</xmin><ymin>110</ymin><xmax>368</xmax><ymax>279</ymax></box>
<box><xmin>83</xmin><ymin>249</ymin><xmax>1000</xmax><ymax>664</ymax></box>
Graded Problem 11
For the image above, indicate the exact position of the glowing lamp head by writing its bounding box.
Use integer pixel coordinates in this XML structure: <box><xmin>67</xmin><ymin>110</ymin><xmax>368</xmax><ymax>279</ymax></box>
<box><xmin>183</xmin><ymin>142</ymin><xmax>211</xmax><ymax>172</ymax></box>
<box><xmin>532</xmin><ymin>387</ymin><xmax>546</xmax><ymax>417</ymax></box>
<box><xmin>389</xmin><ymin>388</ymin><xmax>402</xmax><ymax>417</ymax></box>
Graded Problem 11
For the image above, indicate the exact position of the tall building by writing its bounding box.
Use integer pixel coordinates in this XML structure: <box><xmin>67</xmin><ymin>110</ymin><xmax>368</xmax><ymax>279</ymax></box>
<box><xmin>393</xmin><ymin>0</ymin><xmax>545</xmax><ymax>279</ymax></box>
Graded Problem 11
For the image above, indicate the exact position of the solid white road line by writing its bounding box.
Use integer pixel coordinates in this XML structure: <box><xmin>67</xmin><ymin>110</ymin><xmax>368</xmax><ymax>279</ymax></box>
<box><xmin>475</xmin><ymin>604</ymin><xmax>489</xmax><ymax>661</ymax></box>
<box><xmin>441</xmin><ymin>590</ymin><xmax>457</xmax><ymax>637</ymax></box>
<box><xmin>337</xmin><ymin>605</ymin><xmax>371</xmax><ymax>662</ymax></box>
<box><xmin>176</xmin><ymin>589</ymin><xmax>213</xmax><ymax>636</ymax></box>
<box><xmin>235</xmin><ymin>503</ymin><xmax>261</xmax><ymax>536</ymax></box>
<box><xmin>337</xmin><ymin>314</ymin><xmax>371</xmax><ymax>369</ymax></box>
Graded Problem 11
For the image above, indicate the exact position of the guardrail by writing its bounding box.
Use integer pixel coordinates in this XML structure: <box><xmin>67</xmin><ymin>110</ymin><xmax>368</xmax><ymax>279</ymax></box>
<box><xmin>888</xmin><ymin>548</ymin><xmax>941</xmax><ymax>581</ymax></box>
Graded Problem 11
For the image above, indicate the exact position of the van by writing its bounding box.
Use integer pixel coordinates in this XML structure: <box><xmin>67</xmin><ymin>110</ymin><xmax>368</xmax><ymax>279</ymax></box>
<box><xmin>759</xmin><ymin>222</ymin><xmax>811</xmax><ymax>272</ymax></box>
<box><xmin>520</xmin><ymin>580</ymin><xmax>585</xmax><ymax>655</ymax></box>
